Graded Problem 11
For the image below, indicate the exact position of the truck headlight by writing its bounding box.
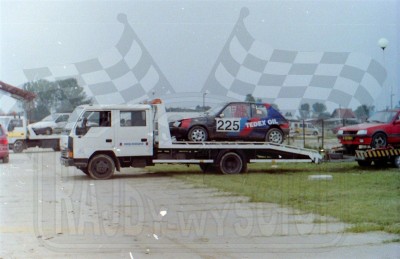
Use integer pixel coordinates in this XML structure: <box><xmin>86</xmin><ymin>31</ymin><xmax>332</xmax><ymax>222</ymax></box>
<box><xmin>357</xmin><ymin>130</ymin><xmax>367</xmax><ymax>135</ymax></box>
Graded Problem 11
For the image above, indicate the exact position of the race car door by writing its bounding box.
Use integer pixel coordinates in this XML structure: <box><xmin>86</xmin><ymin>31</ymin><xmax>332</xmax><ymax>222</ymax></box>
<box><xmin>215</xmin><ymin>103</ymin><xmax>251</xmax><ymax>139</ymax></box>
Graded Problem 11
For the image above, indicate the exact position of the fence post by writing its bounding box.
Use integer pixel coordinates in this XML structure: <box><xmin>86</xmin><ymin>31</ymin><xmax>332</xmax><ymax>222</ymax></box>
<box><xmin>321</xmin><ymin>119</ymin><xmax>324</xmax><ymax>150</ymax></box>
<box><xmin>302</xmin><ymin>119</ymin><xmax>306</xmax><ymax>148</ymax></box>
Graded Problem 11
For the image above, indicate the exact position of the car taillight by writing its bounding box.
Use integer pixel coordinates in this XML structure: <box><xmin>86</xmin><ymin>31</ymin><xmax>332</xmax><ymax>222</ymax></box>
<box><xmin>0</xmin><ymin>138</ymin><xmax>8</xmax><ymax>145</ymax></box>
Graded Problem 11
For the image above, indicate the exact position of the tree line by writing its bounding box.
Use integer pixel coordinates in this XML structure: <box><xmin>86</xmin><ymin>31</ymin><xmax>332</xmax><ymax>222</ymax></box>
<box><xmin>22</xmin><ymin>78</ymin><xmax>91</xmax><ymax>122</ymax></box>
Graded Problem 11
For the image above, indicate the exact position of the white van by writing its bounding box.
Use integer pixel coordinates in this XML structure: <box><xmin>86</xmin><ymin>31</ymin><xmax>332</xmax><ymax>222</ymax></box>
<box><xmin>290</xmin><ymin>122</ymin><xmax>319</xmax><ymax>136</ymax></box>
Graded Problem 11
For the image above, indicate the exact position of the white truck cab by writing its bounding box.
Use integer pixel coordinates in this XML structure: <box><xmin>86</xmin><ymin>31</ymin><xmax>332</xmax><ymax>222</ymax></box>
<box><xmin>62</xmin><ymin>104</ymin><xmax>154</xmax><ymax>159</ymax></box>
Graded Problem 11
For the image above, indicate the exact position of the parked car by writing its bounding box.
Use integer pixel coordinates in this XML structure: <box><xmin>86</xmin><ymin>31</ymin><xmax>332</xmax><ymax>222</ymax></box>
<box><xmin>290</xmin><ymin>122</ymin><xmax>319</xmax><ymax>136</ymax></box>
<box><xmin>0</xmin><ymin>124</ymin><xmax>9</xmax><ymax>163</ymax></box>
<box><xmin>336</xmin><ymin>109</ymin><xmax>400</xmax><ymax>152</ymax></box>
<box><xmin>169</xmin><ymin>102</ymin><xmax>290</xmax><ymax>144</ymax></box>
<box><xmin>29</xmin><ymin>113</ymin><xmax>70</xmax><ymax>135</ymax></box>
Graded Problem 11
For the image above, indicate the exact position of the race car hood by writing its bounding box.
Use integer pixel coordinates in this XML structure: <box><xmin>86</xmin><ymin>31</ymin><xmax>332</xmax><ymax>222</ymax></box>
<box><xmin>339</xmin><ymin>122</ymin><xmax>386</xmax><ymax>132</ymax></box>
<box><xmin>180</xmin><ymin>116</ymin><xmax>210</xmax><ymax>125</ymax></box>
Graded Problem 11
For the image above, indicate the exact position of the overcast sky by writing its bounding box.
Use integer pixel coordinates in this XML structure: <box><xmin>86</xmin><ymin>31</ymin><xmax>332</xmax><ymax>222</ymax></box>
<box><xmin>1</xmin><ymin>0</ymin><xmax>399</xmax><ymax>112</ymax></box>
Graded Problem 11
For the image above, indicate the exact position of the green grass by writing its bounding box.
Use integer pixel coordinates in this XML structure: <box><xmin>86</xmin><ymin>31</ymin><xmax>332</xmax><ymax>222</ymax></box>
<box><xmin>146</xmin><ymin>162</ymin><xmax>400</xmax><ymax>234</ymax></box>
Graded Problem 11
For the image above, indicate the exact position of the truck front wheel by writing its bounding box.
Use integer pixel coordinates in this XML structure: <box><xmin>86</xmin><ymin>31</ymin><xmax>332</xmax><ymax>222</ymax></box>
<box><xmin>217</xmin><ymin>152</ymin><xmax>246</xmax><ymax>174</ymax></box>
<box><xmin>88</xmin><ymin>154</ymin><xmax>115</xmax><ymax>180</ymax></box>
<box><xmin>13</xmin><ymin>140</ymin><xmax>25</xmax><ymax>153</ymax></box>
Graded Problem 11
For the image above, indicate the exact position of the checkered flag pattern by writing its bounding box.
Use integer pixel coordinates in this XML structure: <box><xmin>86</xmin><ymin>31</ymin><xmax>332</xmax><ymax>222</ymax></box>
<box><xmin>202</xmin><ymin>7</ymin><xmax>387</xmax><ymax>113</ymax></box>
<box><xmin>23</xmin><ymin>14</ymin><xmax>175</xmax><ymax>105</ymax></box>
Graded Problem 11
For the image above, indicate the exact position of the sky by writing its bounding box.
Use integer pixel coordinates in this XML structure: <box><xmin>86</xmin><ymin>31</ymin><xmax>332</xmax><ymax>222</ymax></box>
<box><xmin>1</xmin><ymin>0</ymin><xmax>399</xmax><ymax>113</ymax></box>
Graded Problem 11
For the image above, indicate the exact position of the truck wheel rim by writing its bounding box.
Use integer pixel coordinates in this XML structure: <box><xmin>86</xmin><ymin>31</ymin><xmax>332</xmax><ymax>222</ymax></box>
<box><xmin>92</xmin><ymin>160</ymin><xmax>111</xmax><ymax>175</ymax></box>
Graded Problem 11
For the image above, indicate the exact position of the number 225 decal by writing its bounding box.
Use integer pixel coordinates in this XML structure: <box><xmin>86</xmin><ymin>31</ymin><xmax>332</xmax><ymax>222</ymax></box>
<box><xmin>216</xmin><ymin>118</ymin><xmax>240</xmax><ymax>132</ymax></box>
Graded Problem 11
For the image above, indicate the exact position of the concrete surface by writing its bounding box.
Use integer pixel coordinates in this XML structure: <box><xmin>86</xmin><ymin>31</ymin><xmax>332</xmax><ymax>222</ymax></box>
<box><xmin>0</xmin><ymin>149</ymin><xmax>399</xmax><ymax>258</ymax></box>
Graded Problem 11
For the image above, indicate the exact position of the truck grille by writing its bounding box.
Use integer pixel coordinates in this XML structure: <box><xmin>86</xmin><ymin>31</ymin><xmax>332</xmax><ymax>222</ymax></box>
<box><xmin>61</xmin><ymin>149</ymin><xmax>68</xmax><ymax>158</ymax></box>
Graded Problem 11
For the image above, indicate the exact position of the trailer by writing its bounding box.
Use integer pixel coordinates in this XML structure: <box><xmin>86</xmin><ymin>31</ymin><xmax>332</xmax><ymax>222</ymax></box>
<box><xmin>0</xmin><ymin>115</ymin><xmax>61</xmax><ymax>153</ymax></box>
<box><xmin>60</xmin><ymin>99</ymin><xmax>322</xmax><ymax>179</ymax></box>
<box><xmin>355</xmin><ymin>147</ymin><xmax>400</xmax><ymax>168</ymax></box>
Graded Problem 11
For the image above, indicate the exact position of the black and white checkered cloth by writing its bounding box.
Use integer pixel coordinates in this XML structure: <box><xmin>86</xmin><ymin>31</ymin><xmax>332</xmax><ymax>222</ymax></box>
<box><xmin>23</xmin><ymin>14</ymin><xmax>175</xmax><ymax>105</ymax></box>
<box><xmin>202</xmin><ymin>8</ymin><xmax>387</xmax><ymax>113</ymax></box>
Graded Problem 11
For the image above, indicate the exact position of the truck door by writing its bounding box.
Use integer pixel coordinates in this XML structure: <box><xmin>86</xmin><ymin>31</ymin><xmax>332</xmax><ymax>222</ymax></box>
<box><xmin>73</xmin><ymin>110</ymin><xmax>114</xmax><ymax>158</ymax></box>
<box><xmin>116</xmin><ymin>109</ymin><xmax>153</xmax><ymax>156</ymax></box>
<box><xmin>7</xmin><ymin>117</ymin><xmax>27</xmax><ymax>144</ymax></box>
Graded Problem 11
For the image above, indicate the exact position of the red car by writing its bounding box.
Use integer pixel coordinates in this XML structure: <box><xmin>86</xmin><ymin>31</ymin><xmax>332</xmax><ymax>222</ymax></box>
<box><xmin>336</xmin><ymin>109</ymin><xmax>400</xmax><ymax>153</ymax></box>
<box><xmin>0</xmin><ymin>124</ymin><xmax>9</xmax><ymax>163</ymax></box>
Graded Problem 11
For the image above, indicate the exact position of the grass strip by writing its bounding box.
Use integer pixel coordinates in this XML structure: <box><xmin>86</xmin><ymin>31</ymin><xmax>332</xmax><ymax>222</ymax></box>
<box><xmin>147</xmin><ymin>162</ymin><xmax>400</xmax><ymax>234</ymax></box>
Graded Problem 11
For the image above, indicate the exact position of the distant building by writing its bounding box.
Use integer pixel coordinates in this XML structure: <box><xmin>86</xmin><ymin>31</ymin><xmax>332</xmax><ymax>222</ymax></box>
<box><xmin>331</xmin><ymin>108</ymin><xmax>356</xmax><ymax>119</ymax></box>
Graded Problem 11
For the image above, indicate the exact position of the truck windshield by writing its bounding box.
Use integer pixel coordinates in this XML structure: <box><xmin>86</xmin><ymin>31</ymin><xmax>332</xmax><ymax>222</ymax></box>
<box><xmin>0</xmin><ymin>118</ymin><xmax>11</xmax><ymax>131</ymax></box>
<box><xmin>62</xmin><ymin>107</ymin><xmax>84</xmax><ymax>135</ymax></box>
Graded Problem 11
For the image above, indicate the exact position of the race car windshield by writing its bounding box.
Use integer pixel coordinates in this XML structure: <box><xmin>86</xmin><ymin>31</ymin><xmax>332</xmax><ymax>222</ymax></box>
<box><xmin>367</xmin><ymin>111</ymin><xmax>397</xmax><ymax>123</ymax></box>
<box><xmin>206</xmin><ymin>103</ymin><xmax>226</xmax><ymax>116</ymax></box>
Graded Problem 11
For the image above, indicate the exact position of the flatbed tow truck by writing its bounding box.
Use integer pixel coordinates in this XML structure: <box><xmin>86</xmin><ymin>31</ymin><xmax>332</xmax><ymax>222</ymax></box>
<box><xmin>0</xmin><ymin>81</ymin><xmax>61</xmax><ymax>153</ymax></box>
<box><xmin>60</xmin><ymin>99</ymin><xmax>322</xmax><ymax>179</ymax></box>
<box><xmin>0</xmin><ymin>115</ymin><xmax>61</xmax><ymax>153</ymax></box>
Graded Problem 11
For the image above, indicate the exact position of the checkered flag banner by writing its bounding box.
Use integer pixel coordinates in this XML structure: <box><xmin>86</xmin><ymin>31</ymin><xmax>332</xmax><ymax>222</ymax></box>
<box><xmin>23</xmin><ymin>13</ymin><xmax>175</xmax><ymax>105</ymax></box>
<box><xmin>202</xmin><ymin>7</ymin><xmax>387</xmax><ymax>113</ymax></box>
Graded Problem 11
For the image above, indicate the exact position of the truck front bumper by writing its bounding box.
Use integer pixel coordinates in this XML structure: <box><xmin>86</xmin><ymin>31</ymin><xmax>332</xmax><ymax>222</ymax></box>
<box><xmin>60</xmin><ymin>157</ymin><xmax>88</xmax><ymax>168</ymax></box>
<box><xmin>60</xmin><ymin>157</ymin><xmax>74</xmax><ymax>167</ymax></box>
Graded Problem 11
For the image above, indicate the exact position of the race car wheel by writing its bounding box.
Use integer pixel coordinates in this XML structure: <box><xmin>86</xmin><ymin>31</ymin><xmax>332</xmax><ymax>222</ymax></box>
<box><xmin>217</xmin><ymin>152</ymin><xmax>246</xmax><ymax>175</ymax></box>
<box><xmin>188</xmin><ymin>126</ymin><xmax>208</xmax><ymax>142</ymax></box>
<box><xmin>88</xmin><ymin>154</ymin><xmax>115</xmax><ymax>180</ymax></box>
<box><xmin>266</xmin><ymin>128</ymin><xmax>284</xmax><ymax>144</ymax></box>
<box><xmin>371</xmin><ymin>133</ymin><xmax>387</xmax><ymax>148</ymax></box>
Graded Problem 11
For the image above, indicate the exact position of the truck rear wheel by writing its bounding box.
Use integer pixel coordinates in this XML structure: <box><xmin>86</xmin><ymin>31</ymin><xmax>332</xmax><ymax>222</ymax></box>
<box><xmin>88</xmin><ymin>154</ymin><xmax>115</xmax><ymax>180</ymax></box>
<box><xmin>217</xmin><ymin>152</ymin><xmax>246</xmax><ymax>174</ymax></box>
<box><xmin>13</xmin><ymin>140</ymin><xmax>25</xmax><ymax>153</ymax></box>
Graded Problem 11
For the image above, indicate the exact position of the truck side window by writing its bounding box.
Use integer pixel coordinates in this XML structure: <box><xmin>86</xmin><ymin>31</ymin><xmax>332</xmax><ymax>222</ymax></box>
<box><xmin>120</xmin><ymin>111</ymin><xmax>146</xmax><ymax>127</ymax></box>
<box><xmin>99</xmin><ymin>111</ymin><xmax>111</xmax><ymax>127</ymax></box>
<box><xmin>76</xmin><ymin>111</ymin><xmax>111</xmax><ymax>135</ymax></box>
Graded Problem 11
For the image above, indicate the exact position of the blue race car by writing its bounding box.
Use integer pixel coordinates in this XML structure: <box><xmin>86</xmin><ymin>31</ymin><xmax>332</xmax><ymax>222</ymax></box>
<box><xmin>169</xmin><ymin>102</ymin><xmax>290</xmax><ymax>144</ymax></box>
